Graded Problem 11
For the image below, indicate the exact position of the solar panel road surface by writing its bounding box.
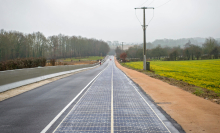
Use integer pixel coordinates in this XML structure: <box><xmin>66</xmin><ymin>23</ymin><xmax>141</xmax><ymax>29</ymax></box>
<box><xmin>53</xmin><ymin>57</ymin><xmax>180</xmax><ymax>133</ymax></box>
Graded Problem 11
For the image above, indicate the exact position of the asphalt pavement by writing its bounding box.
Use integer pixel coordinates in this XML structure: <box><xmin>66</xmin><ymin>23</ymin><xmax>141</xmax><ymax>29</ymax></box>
<box><xmin>0</xmin><ymin>60</ymin><xmax>109</xmax><ymax>133</ymax></box>
<box><xmin>52</xmin><ymin>56</ymin><xmax>182</xmax><ymax>133</ymax></box>
<box><xmin>0</xmin><ymin>56</ymin><xmax>183</xmax><ymax>133</ymax></box>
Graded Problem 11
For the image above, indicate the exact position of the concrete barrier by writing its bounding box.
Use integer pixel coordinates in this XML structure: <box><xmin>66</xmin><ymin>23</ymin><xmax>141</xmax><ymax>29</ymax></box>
<box><xmin>0</xmin><ymin>56</ymin><xmax>108</xmax><ymax>93</ymax></box>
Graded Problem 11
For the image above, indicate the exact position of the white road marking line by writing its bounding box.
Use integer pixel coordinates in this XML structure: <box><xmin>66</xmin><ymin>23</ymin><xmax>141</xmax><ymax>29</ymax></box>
<box><xmin>41</xmin><ymin>62</ymin><xmax>109</xmax><ymax>133</ymax></box>
<box><xmin>111</xmin><ymin>61</ymin><xmax>114</xmax><ymax>133</ymax></box>
<box><xmin>119</xmin><ymin>68</ymin><xmax>171</xmax><ymax>133</ymax></box>
<box><xmin>52</xmin><ymin>65</ymin><xmax>107</xmax><ymax>133</ymax></box>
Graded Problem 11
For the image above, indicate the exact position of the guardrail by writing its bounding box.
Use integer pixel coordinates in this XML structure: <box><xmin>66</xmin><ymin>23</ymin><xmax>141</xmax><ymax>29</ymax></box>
<box><xmin>0</xmin><ymin>56</ymin><xmax>108</xmax><ymax>93</ymax></box>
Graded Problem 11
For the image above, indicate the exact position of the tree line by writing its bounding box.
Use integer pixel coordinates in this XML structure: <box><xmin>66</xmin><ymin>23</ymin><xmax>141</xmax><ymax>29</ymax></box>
<box><xmin>0</xmin><ymin>29</ymin><xmax>110</xmax><ymax>62</ymax></box>
<box><xmin>116</xmin><ymin>37</ymin><xmax>220</xmax><ymax>61</ymax></box>
<box><xmin>151</xmin><ymin>37</ymin><xmax>209</xmax><ymax>48</ymax></box>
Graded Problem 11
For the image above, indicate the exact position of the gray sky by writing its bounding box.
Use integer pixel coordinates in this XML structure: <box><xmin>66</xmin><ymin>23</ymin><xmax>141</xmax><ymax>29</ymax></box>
<box><xmin>1</xmin><ymin>0</ymin><xmax>220</xmax><ymax>43</ymax></box>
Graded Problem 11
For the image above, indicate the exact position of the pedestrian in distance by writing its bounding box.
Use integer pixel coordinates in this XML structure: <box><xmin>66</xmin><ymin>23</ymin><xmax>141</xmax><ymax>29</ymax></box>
<box><xmin>99</xmin><ymin>60</ymin><xmax>101</xmax><ymax>65</ymax></box>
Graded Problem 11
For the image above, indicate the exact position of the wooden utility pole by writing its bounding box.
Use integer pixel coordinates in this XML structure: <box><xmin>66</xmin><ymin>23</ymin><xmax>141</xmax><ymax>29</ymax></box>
<box><xmin>134</xmin><ymin>7</ymin><xmax>154</xmax><ymax>70</ymax></box>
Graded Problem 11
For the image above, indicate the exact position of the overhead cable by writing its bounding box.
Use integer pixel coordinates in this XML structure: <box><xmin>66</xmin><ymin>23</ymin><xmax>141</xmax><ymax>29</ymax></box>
<box><xmin>155</xmin><ymin>0</ymin><xmax>172</xmax><ymax>9</ymax></box>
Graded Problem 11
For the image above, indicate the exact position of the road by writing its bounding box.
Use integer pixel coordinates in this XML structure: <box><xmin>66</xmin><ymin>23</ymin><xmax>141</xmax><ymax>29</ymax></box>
<box><xmin>0</xmin><ymin>56</ymin><xmax>182</xmax><ymax>133</ymax></box>
<box><xmin>0</xmin><ymin>59</ymin><xmax>109</xmax><ymax>133</ymax></box>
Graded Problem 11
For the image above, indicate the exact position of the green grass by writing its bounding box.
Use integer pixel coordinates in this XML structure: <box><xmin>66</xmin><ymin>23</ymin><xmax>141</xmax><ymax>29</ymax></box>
<box><xmin>193</xmin><ymin>88</ymin><xmax>204</xmax><ymax>96</ymax></box>
<box><xmin>63</xmin><ymin>56</ymin><xmax>103</xmax><ymax>62</ymax></box>
<box><xmin>124</xmin><ymin>59</ymin><xmax>220</xmax><ymax>93</ymax></box>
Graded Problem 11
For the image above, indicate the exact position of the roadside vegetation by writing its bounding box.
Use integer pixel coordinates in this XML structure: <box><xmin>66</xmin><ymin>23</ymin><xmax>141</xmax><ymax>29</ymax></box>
<box><xmin>46</xmin><ymin>56</ymin><xmax>104</xmax><ymax>66</ymax></box>
<box><xmin>116</xmin><ymin>37</ymin><xmax>220</xmax><ymax>61</ymax></box>
<box><xmin>0</xmin><ymin>29</ymin><xmax>110</xmax><ymax>69</ymax></box>
<box><xmin>120</xmin><ymin>60</ymin><xmax>220</xmax><ymax>103</ymax></box>
<box><xmin>0</xmin><ymin>57</ymin><xmax>46</xmax><ymax>71</ymax></box>
<box><xmin>63</xmin><ymin>56</ymin><xmax>103</xmax><ymax>62</ymax></box>
<box><xmin>124</xmin><ymin>60</ymin><xmax>220</xmax><ymax>93</ymax></box>
<box><xmin>0</xmin><ymin>29</ymin><xmax>109</xmax><ymax>62</ymax></box>
<box><xmin>116</xmin><ymin>37</ymin><xmax>220</xmax><ymax>102</ymax></box>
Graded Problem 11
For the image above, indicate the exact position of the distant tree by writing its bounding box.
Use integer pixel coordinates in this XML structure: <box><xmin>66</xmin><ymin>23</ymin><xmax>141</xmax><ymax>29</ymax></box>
<box><xmin>115</xmin><ymin>46</ymin><xmax>122</xmax><ymax>58</ymax></box>
<box><xmin>136</xmin><ymin>49</ymin><xmax>143</xmax><ymax>60</ymax></box>
<box><xmin>183</xmin><ymin>48</ymin><xmax>190</xmax><ymax>60</ymax></box>
<box><xmin>169</xmin><ymin>50</ymin><xmax>178</xmax><ymax>61</ymax></box>
<box><xmin>0</xmin><ymin>29</ymin><xmax>110</xmax><ymax>61</ymax></box>
<box><xmin>210</xmin><ymin>47</ymin><xmax>219</xmax><ymax>59</ymax></box>
<box><xmin>163</xmin><ymin>46</ymin><xmax>172</xmax><ymax>58</ymax></box>
<box><xmin>203</xmin><ymin>37</ymin><xmax>218</xmax><ymax>58</ymax></box>
<box><xmin>173</xmin><ymin>46</ymin><xmax>183</xmax><ymax>58</ymax></box>
<box><xmin>193</xmin><ymin>45</ymin><xmax>202</xmax><ymax>60</ymax></box>
<box><xmin>151</xmin><ymin>45</ymin><xmax>164</xmax><ymax>59</ymax></box>
<box><xmin>126</xmin><ymin>45</ymin><xmax>138</xmax><ymax>58</ymax></box>
<box><xmin>120</xmin><ymin>52</ymin><xmax>127</xmax><ymax>62</ymax></box>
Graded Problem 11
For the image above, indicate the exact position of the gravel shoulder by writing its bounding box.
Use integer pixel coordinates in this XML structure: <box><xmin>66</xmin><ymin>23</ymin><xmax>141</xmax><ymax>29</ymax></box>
<box><xmin>115</xmin><ymin>58</ymin><xmax>220</xmax><ymax>133</ymax></box>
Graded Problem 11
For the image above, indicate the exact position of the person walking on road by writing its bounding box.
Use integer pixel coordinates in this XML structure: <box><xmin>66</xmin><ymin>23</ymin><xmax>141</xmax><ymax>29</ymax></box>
<box><xmin>99</xmin><ymin>60</ymin><xmax>101</xmax><ymax>65</ymax></box>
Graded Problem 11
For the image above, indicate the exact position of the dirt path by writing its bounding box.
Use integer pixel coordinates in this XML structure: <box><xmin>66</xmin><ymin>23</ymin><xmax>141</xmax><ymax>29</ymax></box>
<box><xmin>115</xmin><ymin>58</ymin><xmax>220</xmax><ymax>133</ymax></box>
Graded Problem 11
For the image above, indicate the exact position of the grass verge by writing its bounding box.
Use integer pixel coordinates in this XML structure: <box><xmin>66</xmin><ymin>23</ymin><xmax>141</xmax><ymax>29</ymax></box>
<box><xmin>63</xmin><ymin>56</ymin><xmax>103</xmax><ymax>62</ymax></box>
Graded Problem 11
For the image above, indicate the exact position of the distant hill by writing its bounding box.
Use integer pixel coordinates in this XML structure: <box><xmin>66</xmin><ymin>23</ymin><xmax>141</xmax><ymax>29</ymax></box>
<box><xmin>151</xmin><ymin>37</ymin><xmax>208</xmax><ymax>48</ymax></box>
<box><xmin>107</xmin><ymin>41</ymin><xmax>138</xmax><ymax>50</ymax></box>
<box><xmin>107</xmin><ymin>37</ymin><xmax>220</xmax><ymax>50</ymax></box>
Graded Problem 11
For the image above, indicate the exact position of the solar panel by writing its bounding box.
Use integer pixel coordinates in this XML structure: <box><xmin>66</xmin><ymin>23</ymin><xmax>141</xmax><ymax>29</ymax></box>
<box><xmin>54</xmin><ymin>65</ymin><xmax>112</xmax><ymax>133</ymax></box>
<box><xmin>113</xmin><ymin>63</ymin><xmax>170</xmax><ymax>133</ymax></box>
<box><xmin>54</xmin><ymin>59</ymin><xmax>171</xmax><ymax>133</ymax></box>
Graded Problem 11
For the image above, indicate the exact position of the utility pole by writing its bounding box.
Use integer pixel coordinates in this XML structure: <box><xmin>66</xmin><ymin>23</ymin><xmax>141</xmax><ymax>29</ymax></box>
<box><xmin>134</xmin><ymin>7</ymin><xmax>154</xmax><ymax>70</ymax></box>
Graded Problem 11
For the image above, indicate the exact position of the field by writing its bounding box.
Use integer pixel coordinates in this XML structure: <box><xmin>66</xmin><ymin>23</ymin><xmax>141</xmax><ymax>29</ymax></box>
<box><xmin>46</xmin><ymin>56</ymin><xmax>103</xmax><ymax>66</ymax></box>
<box><xmin>63</xmin><ymin>56</ymin><xmax>103</xmax><ymax>62</ymax></box>
<box><xmin>124</xmin><ymin>59</ymin><xmax>220</xmax><ymax>93</ymax></box>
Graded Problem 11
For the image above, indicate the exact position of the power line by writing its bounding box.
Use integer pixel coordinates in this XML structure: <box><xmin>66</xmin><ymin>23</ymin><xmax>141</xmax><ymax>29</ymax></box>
<box><xmin>135</xmin><ymin>8</ymin><xmax>155</xmax><ymax>26</ymax></box>
<box><xmin>147</xmin><ymin>0</ymin><xmax>156</xmax><ymax>6</ymax></box>
<box><xmin>139</xmin><ymin>0</ymin><xmax>149</xmax><ymax>7</ymax></box>
<box><xmin>155</xmin><ymin>0</ymin><xmax>172</xmax><ymax>9</ymax></box>
<box><xmin>135</xmin><ymin>9</ymin><xmax>142</xmax><ymax>26</ymax></box>
<box><xmin>147</xmin><ymin>9</ymin><xmax>154</xmax><ymax>25</ymax></box>
<box><xmin>134</xmin><ymin>7</ymin><xmax>154</xmax><ymax>70</ymax></box>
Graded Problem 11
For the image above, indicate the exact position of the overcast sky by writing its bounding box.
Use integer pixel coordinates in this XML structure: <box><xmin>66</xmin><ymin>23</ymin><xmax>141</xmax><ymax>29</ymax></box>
<box><xmin>1</xmin><ymin>0</ymin><xmax>220</xmax><ymax>43</ymax></box>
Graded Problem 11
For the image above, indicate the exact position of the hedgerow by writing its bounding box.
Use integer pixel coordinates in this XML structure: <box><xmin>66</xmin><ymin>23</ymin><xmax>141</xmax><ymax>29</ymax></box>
<box><xmin>0</xmin><ymin>57</ymin><xmax>46</xmax><ymax>71</ymax></box>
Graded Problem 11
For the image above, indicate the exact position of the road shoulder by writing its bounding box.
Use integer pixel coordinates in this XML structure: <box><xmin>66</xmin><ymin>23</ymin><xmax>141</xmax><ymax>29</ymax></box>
<box><xmin>115</xmin><ymin>58</ymin><xmax>220</xmax><ymax>133</ymax></box>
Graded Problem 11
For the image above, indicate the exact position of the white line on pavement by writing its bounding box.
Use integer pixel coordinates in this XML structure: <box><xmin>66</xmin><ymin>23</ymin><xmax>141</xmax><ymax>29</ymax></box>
<box><xmin>41</xmin><ymin>62</ymin><xmax>110</xmax><ymax>133</ymax></box>
<box><xmin>119</xmin><ymin>67</ymin><xmax>171</xmax><ymax>133</ymax></box>
<box><xmin>52</xmin><ymin>65</ymin><xmax>108</xmax><ymax>133</ymax></box>
<box><xmin>111</xmin><ymin>61</ymin><xmax>114</xmax><ymax>133</ymax></box>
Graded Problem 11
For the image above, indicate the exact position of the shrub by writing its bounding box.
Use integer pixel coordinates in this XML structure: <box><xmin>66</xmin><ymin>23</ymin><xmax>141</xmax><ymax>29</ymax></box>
<box><xmin>41</xmin><ymin>58</ymin><xmax>46</xmax><ymax>66</ymax></box>
<box><xmin>120</xmin><ymin>53</ymin><xmax>127</xmax><ymax>62</ymax></box>
<box><xmin>50</xmin><ymin>59</ymin><xmax>56</xmax><ymax>66</ymax></box>
<box><xmin>0</xmin><ymin>57</ymin><xmax>47</xmax><ymax>71</ymax></box>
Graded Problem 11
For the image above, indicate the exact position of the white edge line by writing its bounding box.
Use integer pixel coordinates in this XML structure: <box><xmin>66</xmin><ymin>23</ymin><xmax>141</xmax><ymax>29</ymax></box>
<box><xmin>111</xmin><ymin>60</ymin><xmax>114</xmax><ymax>133</ymax></box>
<box><xmin>40</xmin><ymin>62</ymin><xmax>109</xmax><ymax>133</ymax></box>
<box><xmin>116</xmin><ymin>64</ymin><xmax>172</xmax><ymax>133</ymax></box>
<box><xmin>52</xmin><ymin>64</ymin><xmax>109</xmax><ymax>133</ymax></box>
<box><xmin>53</xmin><ymin>57</ymin><xmax>109</xmax><ymax>132</ymax></box>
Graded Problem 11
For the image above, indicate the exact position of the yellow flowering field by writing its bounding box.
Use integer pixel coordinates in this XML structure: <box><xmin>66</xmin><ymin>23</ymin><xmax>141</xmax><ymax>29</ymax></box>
<box><xmin>124</xmin><ymin>59</ymin><xmax>220</xmax><ymax>93</ymax></box>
